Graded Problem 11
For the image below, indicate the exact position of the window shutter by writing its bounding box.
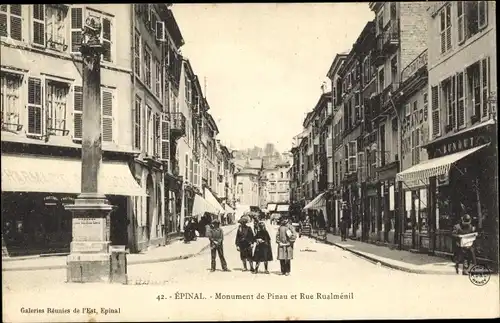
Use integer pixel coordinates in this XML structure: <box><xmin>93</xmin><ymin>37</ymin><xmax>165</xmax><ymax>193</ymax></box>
<box><xmin>457</xmin><ymin>2</ymin><xmax>465</xmax><ymax>43</ymax></box>
<box><xmin>32</xmin><ymin>4</ymin><xmax>45</xmax><ymax>46</ymax></box>
<box><xmin>431</xmin><ymin>85</ymin><xmax>440</xmax><ymax>136</ymax></box>
<box><xmin>101</xmin><ymin>89</ymin><xmax>113</xmax><ymax>142</ymax></box>
<box><xmin>134</xmin><ymin>96</ymin><xmax>141</xmax><ymax>149</ymax></box>
<box><xmin>27</xmin><ymin>78</ymin><xmax>43</xmax><ymax>136</ymax></box>
<box><xmin>0</xmin><ymin>7</ymin><xmax>7</xmax><ymax>38</ymax></box>
<box><xmin>102</xmin><ymin>17</ymin><xmax>112</xmax><ymax>62</ymax></box>
<box><xmin>446</xmin><ymin>5</ymin><xmax>452</xmax><ymax>51</ymax></box>
<box><xmin>478</xmin><ymin>1</ymin><xmax>488</xmax><ymax>29</ymax></box>
<box><xmin>481</xmin><ymin>57</ymin><xmax>490</xmax><ymax>119</ymax></box>
<box><xmin>70</xmin><ymin>7</ymin><xmax>83</xmax><ymax>53</ymax></box>
<box><xmin>160</xmin><ymin>113</ymin><xmax>169</xmax><ymax>161</ymax></box>
<box><xmin>8</xmin><ymin>5</ymin><xmax>22</xmax><ymax>41</ymax></box>
<box><xmin>440</xmin><ymin>10</ymin><xmax>446</xmax><ymax>54</ymax></box>
<box><xmin>73</xmin><ymin>85</ymin><xmax>83</xmax><ymax>139</ymax></box>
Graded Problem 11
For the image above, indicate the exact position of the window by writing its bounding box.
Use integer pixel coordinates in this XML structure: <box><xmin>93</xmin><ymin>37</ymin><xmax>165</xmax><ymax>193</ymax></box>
<box><xmin>439</xmin><ymin>4</ymin><xmax>452</xmax><ymax>54</ymax></box>
<box><xmin>155</xmin><ymin>58</ymin><xmax>162</xmax><ymax>99</ymax></box>
<box><xmin>456</xmin><ymin>72</ymin><xmax>465</xmax><ymax>127</ymax></box>
<box><xmin>144</xmin><ymin>45</ymin><xmax>152</xmax><ymax>88</ymax></box>
<box><xmin>134</xmin><ymin>31</ymin><xmax>141</xmax><ymax>77</ymax></box>
<box><xmin>46</xmin><ymin>80</ymin><xmax>69</xmax><ymax>135</ymax></box>
<box><xmin>363</xmin><ymin>56</ymin><xmax>372</xmax><ymax>85</ymax></box>
<box><xmin>160</xmin><ymin>113</ymin><xmax>170</xmax><ymax>161</ymax></box>
<box><xmin>457</xmin><ymin>2</ymin><xmax>465</xmax><ymax>43</ymax></box>
<box><xmin>73</xmin><ymin>86</ymin><xmax>113</xmax><ymax>142</ymax></box>
<box><xmin>391</xmin><ymin>56</ymin><xmax>398</xmax><ymax>84</ymax></box>
<box><xmin>377</xmin><ymin>12</ymin><xmax>384</xmax><ymax>35</ymax></box>
<box><xmin>189</xmin><ymin>158</ymin><xmax>194</xmax><ymax>183</ymax></box>
<box><xmin>153</xmin><ymin>112</ymin><xmax>160</xmax><ymax>157</ymax></box>
<box><xmin>354</xmin><ymin>92</ymin><xmax>360</xmax><ymax>123</ymax></box>
<box><xmin>431</xmin><ymin>86</ymin><xmax>440</xmax><ymax>136</ymax></box>
<box><xmin>185</xmin><ymin>154</ymin><xmax>189</xmax><ymax>179</ymax></box>
<box><xmin>146</xmin><ymin>105</ymin><xmax>153</xmax><ymax>154</ymax></box>
<box><xmin>411</xmin><ymin>127</ymin><xmax>421</xmax><ymax>165</ymax></box>
<box><xmin>134</xmin><ymin>96</ymin><xmax>142</xmax><ymax>149</ymax></box>
<box><xmin>442</xmin><ymin>76</ymin><xmax>456</xmax><ymax>130</ymax></box>
<box><xmin>32</xmin><ymin>5</ymin><xmax>45</xmax><ymax>46</ymax></box>
<box><xmin>0</xmin><ymin>5</ymin><xmax>22</xmax><ymax>41</ymax></box>
<box><xmin>480</xmin><ymin>58</ymin><xmax>490</xmax><ymax>119</ymax></box>
<box><xmin>423</xmin><ymin>92</ymin><xmax>428</xmax><ymax>122</ymax></box>
<box><xmin>348</xmin><ymin>141</ymin><xmax>357</xmax><ymax>173</ymax></box>
<box><xmin>378</xmin><ymin>69</ymin><xmax>385</xmax><ymax>93</ymax></box>
<box><xmin>185</xmin><ymin>75</ymin><xmax>192</xmax><ymax>105</ymax></box>
<box><xmin>27</xmin><ymin>78</ymin><xmax>43</xmax><ymax>136</ymax></box>
<box><xmin>70</xmin><ymin>8</ymin><xmax>113</xmax><ymax>62</ymax></box>
<box><xmin>1</xmin><ymin>72</ymin><xmax>22</xmax><ymax>131</ymax></box>
<box><xmin>46</xmin><ymin>6</ymin><xmax>68</xmax><ymax>51</ymax></box>
<box><xmin>390</xmin><ymin>3</ymin><xmax>397</xmax><ymax>20</ymax></box>
<box><xmin>460</xmin><ymin>1</ymin><xmax>488</xmax><ymax>43</ymax></box>
<box><xmin>412</xmin><ymin>100</ymin><xmax>418</xmax><ymax>128</ymax></box>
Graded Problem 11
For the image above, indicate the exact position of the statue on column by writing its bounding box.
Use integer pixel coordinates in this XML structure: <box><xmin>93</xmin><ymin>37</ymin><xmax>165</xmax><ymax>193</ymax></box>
<box><xmin>81</xmin><ymin>16</ymin><xmax>104</xmax><ymax>70</ymax></box>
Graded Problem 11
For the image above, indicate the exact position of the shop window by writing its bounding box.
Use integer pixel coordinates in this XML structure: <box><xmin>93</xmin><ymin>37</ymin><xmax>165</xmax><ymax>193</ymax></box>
<box><xmin>439</xmin><ymin>3</ymin><xmax>452</xmax><ymax>54</ymax></box>
<box><xmin>0</xmin><ymin>5</ymin><xmax>22</xmax><ymax>41</ymax></box>
<box><xmin>1</xmin><ymin>72</ymin><xmax>23</xmax><ymax>132</ymax></box>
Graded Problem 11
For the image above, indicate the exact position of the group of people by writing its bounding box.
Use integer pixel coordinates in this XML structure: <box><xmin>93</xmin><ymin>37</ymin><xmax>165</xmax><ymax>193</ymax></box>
<box><xmin>208</xmin><ymin>215</ymin><xmax>297</xmax><ymax>276</ymax></box>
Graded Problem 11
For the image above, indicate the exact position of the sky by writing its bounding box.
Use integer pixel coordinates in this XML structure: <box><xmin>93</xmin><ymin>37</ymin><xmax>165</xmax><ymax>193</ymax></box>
<box><xmin>172</xmin><ymin>3</ymin><xmax>374</xmax><ymax>153</ymax></box>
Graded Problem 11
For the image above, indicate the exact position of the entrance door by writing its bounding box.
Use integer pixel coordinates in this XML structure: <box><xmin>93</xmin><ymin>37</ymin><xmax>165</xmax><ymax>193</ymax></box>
<box><xmin>146</xmin><ymin>175</ymin><xmax>154</xmax><ymax>241</ymax></box>
<box><xmin>108</xmin><ymin>195</ymin><xmax>128</xmax><ymax>246</ymax></box>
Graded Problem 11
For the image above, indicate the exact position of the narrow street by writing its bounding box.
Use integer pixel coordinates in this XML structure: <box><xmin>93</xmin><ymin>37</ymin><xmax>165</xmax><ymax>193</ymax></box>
<box><xmin>3</xmin><ymin>222</ymin><xmax>498</xmax><ymax>322</ymax></box>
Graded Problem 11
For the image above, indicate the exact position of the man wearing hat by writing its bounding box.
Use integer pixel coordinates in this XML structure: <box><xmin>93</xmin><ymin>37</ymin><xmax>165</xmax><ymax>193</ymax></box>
<box><xmin>208</xmin><ymin>219</ymin><xmax>229</xmax><ymax>272</ymax></box>
<box><xmin>276</xmin><ymin>216</ymin><xmax>297</xmax><ymax>276</ymax></box>
<box><xmin>235</xmin><ymin>215</ymin><xmax>255</xmax><ymax>272</ymax></box>
<box><xmin>452</xmin><ymin>214</ymin><xmax>477</xmax><ymax>275</ymax></box>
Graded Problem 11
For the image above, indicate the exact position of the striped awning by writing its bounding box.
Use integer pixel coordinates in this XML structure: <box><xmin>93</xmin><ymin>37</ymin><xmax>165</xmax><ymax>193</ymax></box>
<box><xmin>192</xmin><ymin>194</ymin><xmax>219</xmax><ymax>219</ymax></box>
<box><xmin>303</xmin><ymin>192</ymin><xmax>327</xmax><ymax>210</ymax></box>
<box><xmin>396</xmin><ymin>144</ymin><xmax>489</xmax><ymax>183</ymax></box>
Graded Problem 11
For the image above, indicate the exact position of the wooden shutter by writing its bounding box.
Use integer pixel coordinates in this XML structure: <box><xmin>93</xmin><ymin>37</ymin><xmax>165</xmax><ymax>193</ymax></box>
<box><xmin>457</xmin><ymin>2</ymin><xmax>465</xmax><ymax>43</ymax></box>
<box><xmin>32</xmin><ymin>5</ymin><xmax>45</xmax><ymax>46</ymax></box>
<box><xmin>27</xmin><ymin>78</ymin><xmax>43</xmax><ymax>136</ymax></box>
<box><xmin>70</xmin><ymin>7</ymin><xmax>83</xmax><ymax>53</ymax></box>
<box><xmin>102</xmin><ymin>17</ymin><xmax>112</xmax><ymax>62</ymax></box>
<box><xmin>439</xmin><ymin>9</ymin><xmax>446</xmax><ymax>54</ymax></box>
<box><xmin>0</xmin><ymin>6</ymin><xmax>7</xmax><ymax>38</ymax></box>
<box><xmin>101</xmin><ymin>89</ymin><xmax>113</xmax><ymax>142</ymax></box>
<box><xmin>431</xmin><ymin>86</ymin><xmax>440</xmax><ymax>136</ymax></box>
<box><xmin>8</xmin><ymin>5</ymin><xmax>22</xmax><ymax>41</ymax></box>
<box><xmin>134</xmin><ymin>96</ymin><xmax>141</xmax><ymax>149</ymax></box>
<box><xmin>73</xmin><ymin>85</ymin><xmax>83</xmax><ymax>139</ymax></box>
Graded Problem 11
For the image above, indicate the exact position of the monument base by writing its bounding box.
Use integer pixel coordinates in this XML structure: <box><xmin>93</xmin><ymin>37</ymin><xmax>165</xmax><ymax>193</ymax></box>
<box><xmin>65</xmin><ymin>194</ymin><xmax>115</xmax><ymax>283</ymax></box>
<box><xmin>67</xmin><ymin>253</ymin><xmax>111</xmax><ymax>283</ymax></box>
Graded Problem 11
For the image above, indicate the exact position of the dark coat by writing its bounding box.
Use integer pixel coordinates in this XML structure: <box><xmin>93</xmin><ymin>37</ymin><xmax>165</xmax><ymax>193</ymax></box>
<box><xmin>208</xmin><ymin>227</ymin><xmax>224</xmax><ymax>249</ymax></box>
<box><xmin>235</xmin><ymin>225</ymin><xmax>255</xmax><ymax>260</ymax></box>
<box><xmin>253</xmin><ymin>229</ymin><xmax>273</xmax><ymax>262</ymax></box>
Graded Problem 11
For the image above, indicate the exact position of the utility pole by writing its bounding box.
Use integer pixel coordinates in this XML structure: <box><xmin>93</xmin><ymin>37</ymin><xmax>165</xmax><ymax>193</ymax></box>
<box><xmin>65</xmin><ymin>16</ymin><xmax>115</xmax><ymax>283</ymax></box>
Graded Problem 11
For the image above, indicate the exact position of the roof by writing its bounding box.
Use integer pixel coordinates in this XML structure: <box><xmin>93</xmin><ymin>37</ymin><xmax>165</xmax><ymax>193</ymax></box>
<box><xmin>326</xmin><ymin>53</ymin><xmax>348</xmax><ymax>79</ymax></box>
<box><xmin>233</xmin><ymin>158</ymin><xmax>262</xmax><ymax>170</ymax></box>
<box><xmin>204</xmin><ymin>111</ymin><xmax>219</xmax><ymax>134</ymax></box>
<box><xmin>235</xmin><ymin>169</ymin><xmax>260</xmax><ymax>176</ymax></box>
<box><xmin>161</xmin><ymin>5</ymin><xmax>185</xmax><ymax>49</ymax></box>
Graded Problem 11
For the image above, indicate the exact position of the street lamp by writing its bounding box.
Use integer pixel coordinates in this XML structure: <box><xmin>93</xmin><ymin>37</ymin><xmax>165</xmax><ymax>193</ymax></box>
<box><xmin>64</xmin><ymin>16</ymin><xmax>115</xmax><ymax>283</ymax></box>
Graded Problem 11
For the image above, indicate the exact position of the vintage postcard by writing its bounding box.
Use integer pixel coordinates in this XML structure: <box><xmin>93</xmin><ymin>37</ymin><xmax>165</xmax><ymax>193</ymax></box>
<box><xmin>2</xmin><ymin>2</ymin><xmax>499</xmax><ymax>322</ymax></box>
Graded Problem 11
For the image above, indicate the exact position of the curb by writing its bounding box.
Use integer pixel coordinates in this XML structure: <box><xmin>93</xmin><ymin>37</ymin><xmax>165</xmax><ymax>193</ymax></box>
<box><xmin>2</xmin><ymin>225</ymin><xmax>239</xmax><ymax>272</ymax></box>
<box><xmin>308</xmin><ymin>234</ymin><xmax>457</xmax><ymax>276</ymax></box>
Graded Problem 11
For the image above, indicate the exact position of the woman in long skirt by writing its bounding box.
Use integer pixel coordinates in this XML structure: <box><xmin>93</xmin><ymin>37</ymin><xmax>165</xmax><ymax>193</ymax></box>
<box><xmin>253</xmin><ymin>221</ymin><xmax>273</xmax><ymax>274</ymax></box>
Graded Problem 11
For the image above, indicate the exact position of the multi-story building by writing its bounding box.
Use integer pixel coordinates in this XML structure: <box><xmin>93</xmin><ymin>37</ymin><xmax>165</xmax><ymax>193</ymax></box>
<box><xmin>1</xmin><ymin>4</ymin><xmax>179</xmax><ymax>255</ymax></box>
<box><xmin>261</xmin><ymin>162</ymin><xmax>291</xmax><ymax>206</ymax></box>
<box><xmin>364</xmin><ymin>2</ymin><xmax>428</xmax><ymax>247</ymax></box>
<box><xmin>396</xmin><ymin>1</ymin><xmax>497</xmax><ymax>265</ymax></box>
<box><xmin>234</xmin><ymin>158</ymin><xmax>262</xmax><ymax>207</ymax></box>
<box><xmin>327</xmin><ymin>53</ymin><xmax>348</xmax><ymax>234</ymax></box>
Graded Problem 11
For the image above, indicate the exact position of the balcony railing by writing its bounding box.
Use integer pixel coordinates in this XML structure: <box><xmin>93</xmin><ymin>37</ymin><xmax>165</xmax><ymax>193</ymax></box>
<box><xmin>382</xmin><ymin>19</ymin><xmax>400</xmax><ymax>52</ymax></box>
<box><xmin>401</xmin><ymin>49</ymin><xmax>428</xmax><ymax>84</ymax></box>
<box><xmin>372</xmin><ymin>37</ymin><xmax>385</xmax><ymax>67</ymax></box>
<box><xmin>170</xmin><ymin>112</ymin><xmax>186</xmax><ymax>139</ymax></box>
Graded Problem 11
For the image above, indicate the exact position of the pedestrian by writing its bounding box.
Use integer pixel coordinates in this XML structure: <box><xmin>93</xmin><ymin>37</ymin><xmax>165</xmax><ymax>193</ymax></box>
<box><xmin>340</xmin><ymin>215</ymin><xmax>348</xmax><ymax>241</ymax></box>
<box><xmin>276</xmin><ymin>216</ymin><xmax>297</xmax><ymax>276</ymax></box>
<box><xmin>235</xmin><ymin>216</ymin><xmax>255</xmax><ymax>272</ymax></box>
<box><xmin>207</xmin><ymin>219</ymin><xmax>230</xmax><ymax>272</ymax></box>
<box><xmin>452</xmin><ymin>214</ymin><xmax>477</xmax><ymax>275</ymax></box>
<box><xmin>253</xmin><ymin>221</ymin><xmax>273</xmax><ymax>274</ymax></box>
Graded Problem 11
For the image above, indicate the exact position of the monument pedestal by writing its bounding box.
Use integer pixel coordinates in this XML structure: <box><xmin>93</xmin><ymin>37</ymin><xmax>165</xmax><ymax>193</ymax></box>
<box><xmin>65</xmin><ymin>194</ymin><xmax>113</xmax><ymax>283</ymax></box>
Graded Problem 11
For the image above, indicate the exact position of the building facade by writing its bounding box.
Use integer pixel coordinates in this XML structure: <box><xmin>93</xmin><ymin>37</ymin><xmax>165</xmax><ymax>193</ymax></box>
<box><xmin>234</xmin><ymin>159</ymin><xmax>262</xmax><ymax>207</ymax></box>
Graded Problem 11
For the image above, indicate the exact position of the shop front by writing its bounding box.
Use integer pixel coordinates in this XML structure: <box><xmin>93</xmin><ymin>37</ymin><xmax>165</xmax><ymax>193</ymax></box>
<box><xmin>1</xmin><ymin>154</ymin><xmax>145</xmax><ymax>257</ymax></box>
<box><xmin>341</xmin><ymin>172</ymin><xmax>359</xmax><ymax>239</ymax></box>
<box><xmin>376</xmin><ymin>163</ymin><xmax>398</xmax><ymax>246</ymax></box>
<box><xmin>397</xmin><ymin>119</ymin><xmax>498</xmax><ymax>264</ymax></box>
<box><xmin>164</xmin><ymin>172</ymin><xmax>182</xmax><ymax>236</ymax></box>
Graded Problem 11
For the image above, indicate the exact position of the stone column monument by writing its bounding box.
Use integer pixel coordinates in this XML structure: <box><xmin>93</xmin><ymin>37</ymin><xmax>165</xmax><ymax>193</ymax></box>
<box><xmin>65</xmin><ymin>16</ymin><xmax>113</xmax><ymax>283</ymax></box>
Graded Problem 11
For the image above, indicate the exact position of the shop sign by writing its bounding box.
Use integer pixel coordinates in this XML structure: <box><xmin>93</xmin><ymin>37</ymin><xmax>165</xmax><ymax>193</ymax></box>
<box><xmin>44</xmin><ymin>195</ymin><xmax>59</xmax><ymax>206</ymax></box>
<box><xmin>434</xmin><ymin>133</ymin><xmax>490</xmax><ymax>158</ymax></box>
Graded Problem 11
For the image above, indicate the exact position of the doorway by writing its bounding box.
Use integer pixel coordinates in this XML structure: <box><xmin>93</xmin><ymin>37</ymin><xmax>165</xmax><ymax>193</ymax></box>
<box><xmin>146</xmin><ymin>174</ymin><xmax>154</xmax><ymax>241</ymax></box>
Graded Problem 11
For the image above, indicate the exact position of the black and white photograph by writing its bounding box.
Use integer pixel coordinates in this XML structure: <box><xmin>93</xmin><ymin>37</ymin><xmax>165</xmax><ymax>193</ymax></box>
<box><xmin>1</xmin><ymin>2</ymin><xmax>499</xmax><ymax>322</ymax></box>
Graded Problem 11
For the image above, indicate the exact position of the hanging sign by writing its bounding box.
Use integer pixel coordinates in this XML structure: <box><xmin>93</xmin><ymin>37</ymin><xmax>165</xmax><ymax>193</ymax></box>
<box><xmin>434</xmin><ymin>133</ymin><xmax>490</xmax><ymax>158</ymax></box>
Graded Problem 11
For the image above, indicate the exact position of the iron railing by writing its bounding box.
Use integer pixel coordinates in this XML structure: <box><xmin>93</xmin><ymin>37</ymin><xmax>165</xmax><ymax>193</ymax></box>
<box><xmin>401</xmin><ymin>49</ymin><xmax>428</xmax><ymax>84</ymax></box>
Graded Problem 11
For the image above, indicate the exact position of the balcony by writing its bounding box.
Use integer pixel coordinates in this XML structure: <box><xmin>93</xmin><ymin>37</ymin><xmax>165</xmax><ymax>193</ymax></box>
<box><xmin>401</xmin><ymin>49</ymin><xmax>428</xmax><ymax>84</ymax></box>
<box><xmin>381</xmin><ymin>19</ymin><xmax>400</xmax><ymax>53</ymax></box>
<box><xmin>368</xmin><ymin>93</ymin><xmax>382</xmax><ymax>122</ymax></box>
<box><xmin>170</xmin><ymin>112</ymin><xmax>186</xmax><ymax>140</ymax></box>
<box><xmin>372</xmin><ymin>37</ymin><xmax>385</xmax><ymax>67</ymax></box>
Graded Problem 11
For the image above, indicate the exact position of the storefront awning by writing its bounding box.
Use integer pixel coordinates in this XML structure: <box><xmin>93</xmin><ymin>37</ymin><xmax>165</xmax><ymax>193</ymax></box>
<box><xmin>396</xmin><ymin>144</ymin><xmax>489</xmax><ymax>183</ymax></box>
<box><xmin>192</xmin><ymin>194</ymin><xmax>219</xmax><ymax>219</ymax></box>
<box><xmin>267</xmin><ymin>203</ymin><xmax>277</xmax><ymax>212</ymax></box>
<box><xmin>224</xmin><ymin>204</ymin><xmax>235</xmax><ymax>214</ymax></box>
<box><xmin>204</xmin><ymin>188</ymin><xmax>225</xmax><ymax>213</ymax></box>
<box><xmin>303</xmin><ymin>192</ymin><xmax>327</xmax><ymax>210</ymax></box>
<box><xmin>276</xmin><ymin>204</ymin><xmax>289</xmax><ymax>212</ymax></box>
<box><xmin>1</xmin><ymin>154</ymin><xmax>146</xmax><ymax>196</ymax></box>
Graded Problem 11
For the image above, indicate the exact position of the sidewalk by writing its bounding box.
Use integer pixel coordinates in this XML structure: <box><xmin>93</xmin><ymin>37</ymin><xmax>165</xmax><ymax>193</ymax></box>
<box><xmin>2</xmin><ymin>224</ymin><xmax>238</xmax><ymax>272</ymax></box>
<box><xmin>308</xmin><ymin>231</ymin><xmax>458</xmax><ymax>275</ymax></box>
